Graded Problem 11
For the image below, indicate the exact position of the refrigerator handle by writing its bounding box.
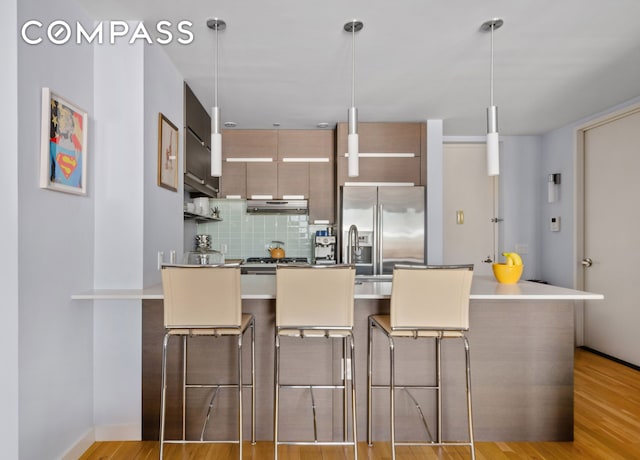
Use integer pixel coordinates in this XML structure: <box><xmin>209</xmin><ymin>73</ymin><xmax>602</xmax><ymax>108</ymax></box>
<box><xmin>371</xmin><ymin>203</ymin><xmax>377</xmax><ymax>275</ymax></box>
<box><xmin>377</xmin><ymin>204</ymin><xmax>383</xmax><ymax>275</ymax></box>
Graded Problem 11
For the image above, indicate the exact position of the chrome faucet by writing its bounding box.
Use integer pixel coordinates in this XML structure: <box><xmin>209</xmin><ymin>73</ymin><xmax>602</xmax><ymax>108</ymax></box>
<box><xmin>347</xmin><ymin>224</ymin><xmax>361</xmax><ymax>264</ymax></box>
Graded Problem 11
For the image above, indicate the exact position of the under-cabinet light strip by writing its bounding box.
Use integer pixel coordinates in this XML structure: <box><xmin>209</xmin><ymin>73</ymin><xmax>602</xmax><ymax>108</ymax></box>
<box><xmin>226</xmin><ymin>157</ymin><xmax>274</xmax><ymax>162</ymax></box>
<box><xmin>344</xmin><ymin>153</ymin><xmax>415</xmax><ymax>158</ymax></box>
<box><xmin>282</xmin><ymin>157</ymin><xmax>330</xmax><ymax>163</ymax></box>
<box><xmin>344</xmin><ymin>182</ymin><xmax>415</xmax><ymax>187</ymax></box>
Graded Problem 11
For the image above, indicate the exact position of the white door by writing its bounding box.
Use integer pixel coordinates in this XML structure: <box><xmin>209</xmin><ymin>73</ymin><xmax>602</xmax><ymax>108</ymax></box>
<box><xmin>582</xmin><ymin>108</ymin><xmax>640</xmax><ymax>366</ymax></box>
<box><xmin>443</xmin><ymin>143</ymin><xmax>498</xmax><ymax>276</ymax></box>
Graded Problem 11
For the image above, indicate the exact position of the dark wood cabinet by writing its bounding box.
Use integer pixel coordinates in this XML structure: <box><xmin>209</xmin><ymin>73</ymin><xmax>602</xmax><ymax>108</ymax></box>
<box><xmin>336</xmin><ymin>122</ymin><xmax>426</xmax><ymax>186</ymax></box>
<box><xmin>277</xmin><ymin>162</ymin><xmax>309</xmax><ymax>198</ymax></box>
<box><xmin>184</xmin><ymin>83</ymin><xmax>219</xmax><ymax>196</ymax></box>
<box><xmin>246</xmin><ymin>161</ymin><xmax>278</xmax><ymax>198</ymax></box>
<box><xmin>218</xmin><ymin>129</ymin><xmax>336</xmax><ymax>222</ymax></box>
<box><xmin>277</xmin><ymin>130</ymin><xmax>335</xmax><ymax>160</ymax></box>
<box><xmin>309</xmin><ymin>161</ymin><xmax>334</xmax><ymax>223</ymax></box>
<box><xmin>220</xmin><ymin>130</ymin><xmax>278</xmax><ymax>198</ymax></box>
<box><xmin>277</xmin><ymin>130</ymin><xmax>335</xmax><ymax>223</ymax></box>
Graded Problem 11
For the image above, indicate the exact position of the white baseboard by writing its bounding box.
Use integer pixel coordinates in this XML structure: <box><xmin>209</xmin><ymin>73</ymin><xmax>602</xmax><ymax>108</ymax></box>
<box><xmin>59</xmin><ymin>423</ymin><xmax>141</xmax><ymax>459</ymax></box>
<box><xmin>94</xmin><ymin>423</ymin><xmax>141</xmax><ymax>441</ymax></box>
<box><xmin>61</xmin><ymin>428</ymin><xmax>95</xmax><ymax>460</ymax></box>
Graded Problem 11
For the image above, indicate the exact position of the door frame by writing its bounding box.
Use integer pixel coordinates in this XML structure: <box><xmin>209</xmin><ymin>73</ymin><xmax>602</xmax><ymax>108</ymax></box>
<box><xmin>574</xmin><ymin>102</ymin><xmax>640</xmax><ymax>345</ymax></box>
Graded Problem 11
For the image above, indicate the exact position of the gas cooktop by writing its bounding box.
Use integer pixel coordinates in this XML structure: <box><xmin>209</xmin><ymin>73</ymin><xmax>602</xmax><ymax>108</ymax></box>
<box><xmin>244</xmin><ymin>257</ymin><xmax>309</xmax><ymax>264</ymax></box>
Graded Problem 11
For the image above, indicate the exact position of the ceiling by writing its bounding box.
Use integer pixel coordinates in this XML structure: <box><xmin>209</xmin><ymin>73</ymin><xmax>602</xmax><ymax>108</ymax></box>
<box><xmin>76</xmin><ymin>0</ymin><xmax>640</xmax><ymax>136</ymax></box>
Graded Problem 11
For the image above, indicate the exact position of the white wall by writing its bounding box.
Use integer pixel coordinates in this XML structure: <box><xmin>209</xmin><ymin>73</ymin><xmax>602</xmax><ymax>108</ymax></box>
<box><xmin>92</xmin><ymin>34</ymin><xmax>186</xmax><ymax>441</ymax></box>
<box><xmin>541</xmin><ymin>95</ymin><xmax>640</xmax><ymax>288</ymax></box>
<box><xmin>143</xmin><ymin>45</ymin><xmax>185</xmax><ymax>286</ymax></box>
<box><xmin>426</xmin><ymin>120</ymin><xmax>444</xmax><ymax>264</ymax></box>
<box><xmin>0</xmin><ymin>0</ymin><xmax>20</xmax><ymax>458</ymax></box>
<box><xmin>17</xmin><ymin>0</ymin><xmax>95</xmax><ymax>458</ymax></box>
<box><xmin>92</xmin><ymin>36</ymin><xmax>145</xmax><ymax>440</ymax></box>
<box><xmin>11</xmin><ymin>5</ymin><xmax>186</xmax><ymax>456</ymax></box>
<box><xmin>500</xmin><ymin>136</ymin><xmax>543</xmax><ymax>280</ymax></box>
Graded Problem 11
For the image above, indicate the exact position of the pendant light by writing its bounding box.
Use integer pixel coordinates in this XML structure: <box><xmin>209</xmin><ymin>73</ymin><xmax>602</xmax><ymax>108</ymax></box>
<box><xmin>207</xmin><ymin>18</ymin><xmax>226</xmax><ymax>177</ymax></box>
<box><xmin>481</xmin><ymin>18</ymin><xmax>503</xmax><ymax>176</ymax></box>
<box><xmin>344</xmin><ymin>20</ymin><xmax>363</xmax><ymax>178</ymax></box>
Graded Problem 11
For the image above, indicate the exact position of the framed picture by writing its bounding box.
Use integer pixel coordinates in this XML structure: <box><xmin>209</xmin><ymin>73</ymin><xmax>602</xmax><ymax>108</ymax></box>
<box><xmin>157</xmin><ymin>113</ymin><xmax>179</xmax><ymax>192</ymax></box>
<box><xmin>40</xmin><ymin>88</ymin><xmax>88</xmax><ymax>195</ymax></box>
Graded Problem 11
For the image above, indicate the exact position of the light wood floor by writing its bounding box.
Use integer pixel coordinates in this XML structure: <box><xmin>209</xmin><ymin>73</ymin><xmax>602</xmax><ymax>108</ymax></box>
<box><xmin>80</xmin><ymin>348</ymin><xmax>640</xmax><ymax>459</ymax></box>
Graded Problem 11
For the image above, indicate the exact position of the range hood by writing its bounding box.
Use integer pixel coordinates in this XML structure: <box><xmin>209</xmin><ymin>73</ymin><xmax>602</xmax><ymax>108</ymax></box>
<box><xmin>246</xmin><ymin>199</ymin><xmax>308</xmax><ymax>215</ymax></box>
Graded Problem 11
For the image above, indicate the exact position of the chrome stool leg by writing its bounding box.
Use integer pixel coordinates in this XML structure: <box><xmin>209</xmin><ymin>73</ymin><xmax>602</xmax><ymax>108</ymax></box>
<box><xmin>367</xmin><ymin>317</ymin><xmax>373</xmax><ymax>446</ymax></box>
<box><xmin>349</xmin><ymin>332</ymin><xmax>358</xmax><ymax>460</ymax></box>
<box><xmin>251</xmin><ymin>318</ymin><xmax>256</xmax><ymax>444</ymax></box>
<box><xmin>436</xmin><ymin>335</ymin><xmax>442</xmax><ymax>443</ymax></box>
<box><xmin>273</xmin><ymin>334</ymin><xmax>280</xmax><ymax>460</ymax></box>
<box><xmin>237</xmin><ymin>333</ymin><xmax>243</xmax><ymax>459</ymax></box>
<box><xmin>464</xmin><ymin>336</ymin><xmax>476</xmax><ymax>460</ymax></box>
<box><xmin>389</xmin><ymin>335</ymin><xmax>396</xmax><ymax>460</ymax></box>
<box><xmin>159</xmin><ymin>333</ymin><xmax>170</xmax><ymax>459</ymax></box>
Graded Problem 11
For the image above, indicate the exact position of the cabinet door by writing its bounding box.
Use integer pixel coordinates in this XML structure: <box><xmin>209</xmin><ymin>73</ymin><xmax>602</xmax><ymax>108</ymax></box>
<box><xmin>278</xmin><ymin>162</ymin><xmax>309</xmax><ymax>198</ymax></box>
<box><xmin>277</xmin><ymin>130</ymin><xmax>334</xmax><ymax>160</ymax></box>
<box><xmin>336</xmin><ymin>122</ymin><xmax>425</xmax><ymax>186</ymax></box>
<box><xmin>185</xmin><ymin>127</ymin><xmax>208</xmax><ymax>183</ymax></box>
<box><xmin>309</xmin><ymin>161</ymin><xmax>335</xmax><ymax>223</ymax></box>
<box><xmin>223</xmin><ymin>130</ymin><xmax>277</xmax><ymax>158</ymax></box>
<box><xmin>185</xmin><ymin>84</ymin><xmax>209</xmax><ymax>142</ymax></box>
<box><xmin>358</xmin><ymin>123</ymin><xmax>422</xmax><ymax>154</ymax></box>
<box><xmin>246</xmin><ymin>162</ymin><xmax>278</xmax><ymax>198</ymax></box>
<box><xmin>219</xmin><ymin>161</ymin><xmax>246</xmax><ymax>198</ymax></box>
<box><xmin>337</xmin><ymin>155</ymin><xmax>422</xmax><ymax>185</ymax></box>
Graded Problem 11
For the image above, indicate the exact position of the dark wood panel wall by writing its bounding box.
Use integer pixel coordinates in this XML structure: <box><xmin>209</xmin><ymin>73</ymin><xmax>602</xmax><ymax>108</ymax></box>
<box><xmin>142</xmin><ymin>297</ymin><xmax>574</xmax><ymax>442</ymax></box>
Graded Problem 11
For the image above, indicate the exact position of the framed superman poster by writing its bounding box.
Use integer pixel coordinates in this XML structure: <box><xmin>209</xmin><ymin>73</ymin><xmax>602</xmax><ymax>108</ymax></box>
<box><xmin>40</xmin><ymin>88</ymin><xmax>88</xmax><ymax>195</ymax></box>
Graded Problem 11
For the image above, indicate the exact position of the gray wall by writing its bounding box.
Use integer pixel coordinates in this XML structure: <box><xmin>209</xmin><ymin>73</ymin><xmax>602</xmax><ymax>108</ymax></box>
<box><xmin>17</xmin><ymin>0</ymin><xmax>95</xmax><ymax>458</ymax></box>
<box><xmin>500</xmin><ymin>136</ymin><xmax>543</xmax><ymax>280</ymax></box>
<box><xmin>0</xmin><ymin>0</ymin><xmax>20</xmax><ymax>458</ymax></box>
<box><xmin>12</xmin><ymin>3</ymin><xmax>185</xmax><ymax>459</ymax></box>
<box><xmin>541</xmin><ymin>95</ymin><xmax>640</xmax><ymax>288</ymax></box>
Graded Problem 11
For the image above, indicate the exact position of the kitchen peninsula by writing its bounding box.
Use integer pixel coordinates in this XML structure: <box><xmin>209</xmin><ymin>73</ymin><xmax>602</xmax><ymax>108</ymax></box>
<box><xmin>73</xmin><ymin>276</ymin><xmax>602</xmax><ymax>443</ymax></box>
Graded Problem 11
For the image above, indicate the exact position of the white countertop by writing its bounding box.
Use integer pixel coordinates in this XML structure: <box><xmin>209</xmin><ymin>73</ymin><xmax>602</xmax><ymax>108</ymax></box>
<box><xmin>71</xmin><ymin>275</ymin><xmax>603</xmax><ymax>301</ymax></box>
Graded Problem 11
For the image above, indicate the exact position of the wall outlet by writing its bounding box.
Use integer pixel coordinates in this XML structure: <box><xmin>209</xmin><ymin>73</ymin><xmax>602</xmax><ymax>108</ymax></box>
<box><xmin>550</xmin><ymin>216</ymin><xmax>561</xmax><ymax>232</ymax></box>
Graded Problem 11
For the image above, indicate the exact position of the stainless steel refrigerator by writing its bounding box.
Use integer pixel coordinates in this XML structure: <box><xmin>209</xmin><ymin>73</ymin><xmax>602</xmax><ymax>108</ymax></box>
<box><xmin>339</xmin><ymin>185</ymin><xmax>425</xmax><ymax>275</ymax></box>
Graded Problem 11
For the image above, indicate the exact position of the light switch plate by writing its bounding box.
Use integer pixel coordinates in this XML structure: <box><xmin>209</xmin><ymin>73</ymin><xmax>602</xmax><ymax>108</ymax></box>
<box><xmin>550</xmin><ymin>216</ymin><xmax>561</xmax><ymax>232</ymax></box>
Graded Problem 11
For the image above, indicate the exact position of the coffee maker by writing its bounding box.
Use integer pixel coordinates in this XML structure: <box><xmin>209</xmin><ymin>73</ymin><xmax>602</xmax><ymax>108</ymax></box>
<box><xmin>313</xmin><ymin>233</ymin><xmax>336</xmax><ymax>264</ymax></box>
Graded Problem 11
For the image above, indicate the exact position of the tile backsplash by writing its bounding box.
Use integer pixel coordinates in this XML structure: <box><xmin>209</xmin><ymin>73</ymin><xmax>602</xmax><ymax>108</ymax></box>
<box><xmin>194</xmin><ymin>199</ymin><xmax>327</xmax><ymax>261</ymax></box>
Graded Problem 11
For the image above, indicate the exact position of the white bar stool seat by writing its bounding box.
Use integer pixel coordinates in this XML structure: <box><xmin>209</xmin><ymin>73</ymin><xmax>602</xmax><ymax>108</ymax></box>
<box><xmin>367</xmin><ymin>264</ymin><xmax>475</xmax><ymax>460</ymax></box>
<box><xmin>274</xmin><ymin>264</ymin><xmax>358</xmax><ymax>460</ymax></box>
<box><xmin>159</xmin><ymin>264</ymin><xmax>255</xmax><ymax>459</ymax></box>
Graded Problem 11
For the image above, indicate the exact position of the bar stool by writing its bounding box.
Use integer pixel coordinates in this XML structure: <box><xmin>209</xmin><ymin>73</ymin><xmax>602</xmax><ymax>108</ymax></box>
<box><xmin>159</xmin><ymin>264</ymin><xmax>255</xmax><ymax>459</ymax></box>
<box><xmin>367</xmin><ymin>264</ymin><xmax>475</xmax><ymax>460</ymax></box>
<box><xmin>274</xmin><ymin>264</ymin><xmax>358</xmax><ymax>460</ymax></box>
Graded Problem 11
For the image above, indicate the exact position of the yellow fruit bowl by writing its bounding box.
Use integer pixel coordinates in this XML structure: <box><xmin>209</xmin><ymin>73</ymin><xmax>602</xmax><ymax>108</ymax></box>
<box><xmin>492</xmin><ymin>263</ymin><xmax>523</xmax><ymax>284</ymax></box>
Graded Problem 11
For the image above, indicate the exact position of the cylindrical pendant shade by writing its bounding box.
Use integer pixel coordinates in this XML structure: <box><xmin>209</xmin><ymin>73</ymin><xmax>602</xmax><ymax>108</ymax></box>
<box><xmin>487</xmin><ymin>105</ymin><xmax>498</xmax><ymax>134</ymax></box>
<box><xmin>486</xmin><ymin>131</ymin><xmax>499</xmax><ymax>176</ymax></box>
<box><xmin>211</xmin><ymin>132</ymin><xmax>222</xmax><ymax>177</ymax></box>
<box><xmin>347</xmin><ymin>133</ymin><xmax>359</xmax><ymax>177</ymax></box>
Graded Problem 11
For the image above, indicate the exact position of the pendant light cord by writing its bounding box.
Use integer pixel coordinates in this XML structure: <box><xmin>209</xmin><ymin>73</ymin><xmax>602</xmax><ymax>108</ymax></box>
<box><xmin>351</xmin><ymin>21</ymin><xmax>356</xmax><ymax>108</ymax></box>
<box><xmin>490</xmin><ymin>23</ymin><xmax>494</xmax><ymax>107</ymax></box>
<box><xmin>214</xmin><ymin>25</ymin><xmax>219</xmax><ymax>107</ymax></box>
